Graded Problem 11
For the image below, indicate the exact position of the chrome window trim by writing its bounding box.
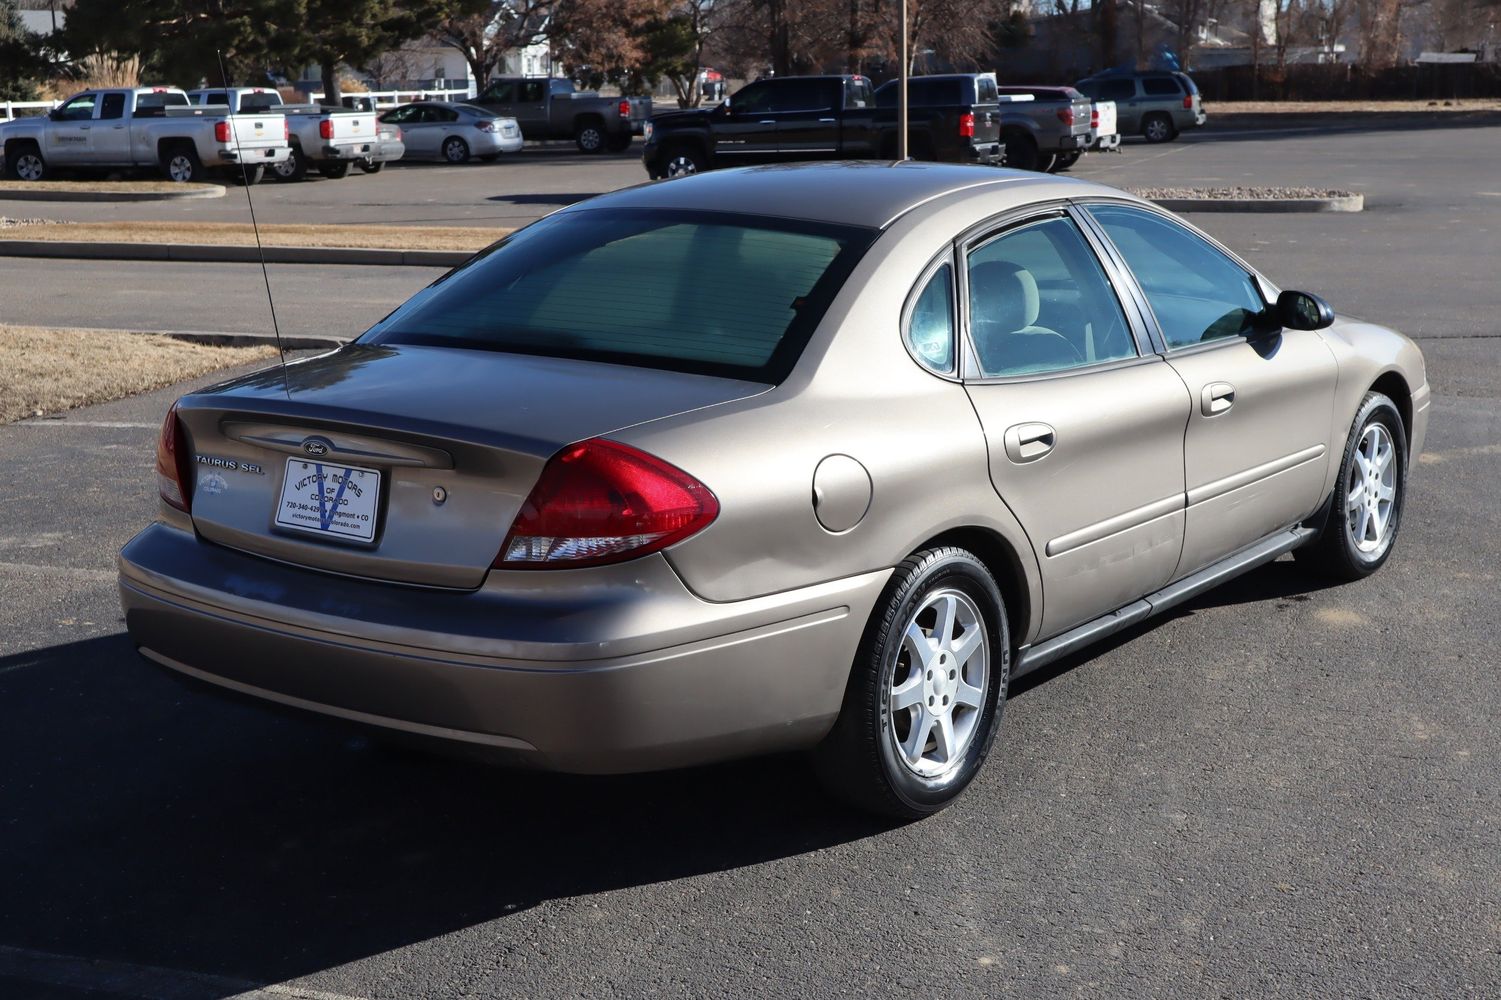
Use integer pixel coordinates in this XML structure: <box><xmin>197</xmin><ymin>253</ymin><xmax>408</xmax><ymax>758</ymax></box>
<box><xmin>900</xmin><ymin>246</ymin><xmax>962</xmax><ymax>380</ymax></box>
<box><xmin>955</xmin><ymin>204</ymin><xmax>1153</xmax><ymax>382</ymax></box>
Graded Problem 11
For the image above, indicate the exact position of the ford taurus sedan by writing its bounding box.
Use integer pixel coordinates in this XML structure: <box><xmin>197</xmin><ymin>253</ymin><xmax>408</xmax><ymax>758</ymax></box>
<box><xmin>119</xmin><ymin>163</ymin><xmax>1428</xmax><ymax>818</ymax></box>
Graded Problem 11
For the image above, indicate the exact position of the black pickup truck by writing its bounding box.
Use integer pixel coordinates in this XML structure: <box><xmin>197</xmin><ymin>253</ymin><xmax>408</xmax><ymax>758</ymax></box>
<box><xmin>642</xmin><ymin>74</ymin><xmax>1004</xmax><ymax>179</ymax></box>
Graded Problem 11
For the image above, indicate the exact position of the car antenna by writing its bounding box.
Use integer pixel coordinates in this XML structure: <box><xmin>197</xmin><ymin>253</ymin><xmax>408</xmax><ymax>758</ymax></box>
<box><xmin>216</xmin><ymin>50</ymin><xmax>290</xmax><ymax>400</ymax></box>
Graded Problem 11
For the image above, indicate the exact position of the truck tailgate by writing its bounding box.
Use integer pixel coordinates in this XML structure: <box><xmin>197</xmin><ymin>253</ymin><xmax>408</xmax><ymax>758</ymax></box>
<box><xmin>225</xmin><ymin>113</ymin><xmax>285</xmax><ymax>149</ymax></box>
<box><xmin>323</xmin><ymin>112</ymin><xmax>378</xmax><ymax>145</ymax></box>
<box><xmin>1093</xmin><ymin>101</ymin><xmax>1116</xmax><ymax>136</ymax></box>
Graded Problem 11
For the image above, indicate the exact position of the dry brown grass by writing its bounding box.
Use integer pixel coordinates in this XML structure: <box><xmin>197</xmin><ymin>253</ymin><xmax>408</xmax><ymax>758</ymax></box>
<box><xmin>1208</xmin><ymin>98</ymin><xmax>1501</xmax><ymax>113</ymax></box>
<box><xmin>0</xmin><ymin>325</ymin><xmax>278</xmax><ymax>423</ymax></box>
<box><xmin>0</xmin><ymin>220</ymin><xmax>509</xmax><ymax>251</ymax></box>
<box><xmin>0</xmin><ymin>180</ymin><xmax>218</xmax><ymax>195</ymax></box>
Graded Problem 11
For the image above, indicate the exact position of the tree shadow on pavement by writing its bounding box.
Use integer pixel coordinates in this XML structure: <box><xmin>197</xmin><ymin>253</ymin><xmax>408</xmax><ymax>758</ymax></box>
<box><xmin>0</xmin><ymin>634</ymin><xmax>890</xmax><ymax>992</ymax></box>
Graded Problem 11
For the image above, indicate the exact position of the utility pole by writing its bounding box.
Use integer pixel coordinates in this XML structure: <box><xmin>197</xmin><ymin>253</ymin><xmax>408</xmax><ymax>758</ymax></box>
<box><xmin>898</xmin><ymin>0</ymin><xmax>908</xmax><ymax>159</ymax></box>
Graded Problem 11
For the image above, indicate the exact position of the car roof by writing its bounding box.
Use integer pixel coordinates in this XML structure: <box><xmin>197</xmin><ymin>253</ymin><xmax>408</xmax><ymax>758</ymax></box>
<box><xmin>556</xmin><ymin>161</ymin><xmax>1133</xmax><ymax>230</ymax></box>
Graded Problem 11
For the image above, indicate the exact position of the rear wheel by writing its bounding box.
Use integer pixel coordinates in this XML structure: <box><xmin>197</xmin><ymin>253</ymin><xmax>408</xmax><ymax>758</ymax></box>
<box><xmin>5</xmin><ymin>142</ymin><xmax>46</xmax><ymax>181</ymax></box>
<box><xmin>230</xmin><ymin>164</ymin><xmax>265</xmax><ymax>186</ymax></box>
<box><xmin>1036</xmin><ymin>152</ymin><xmax>1058</xmax><ymax>173</ymax></box>
<box><xmin>442</xmin><ymin>136</ymin><xmax>471</xmax><ymax>163</ymax></box>
<box><xmin>160</xmin><ymin>144</ymin><xmax>204</xmax><ymax>183</ymax></box>
<box><xmin>574</xmin><ymin>119</ymin><xmax>606</xmax><ymax>154</ymax></box>
<box><xmin>272</xmin><ymin>147</ymin><xmax>307</xmax><ymax>182</ymax></box>
<box><xmin>1297</xmin><ymin>392</ymin><xmax>1407</xmax><ymax>582</ymax></box>
<box><xmin>319</xmin><ymin>160</ymin><xmax>352</xmax><ymax>179</ymax></box>
<box><xmin>1054</xmin><ymin>151</ymin><xmax>1082</xmax><ymax>171</ymax></box>
<box><xmin>813</xmin><ymin>547</ymin><xmax>1009</xmax><ymax>819</ymax></box>
<box><xmin>358</xmin><ymin>159</ymin><xmax>385</xmax><ymax>174</ymax></box>
<box><xmin>1142</xmin><ymin>113</ymin><xmax>1176</xmax><ymax>143</ymax></box>
<box><xmin>1003</xmin><ymin>130</ymin><xmax>1039</xmax><ymax>171</ymax></box>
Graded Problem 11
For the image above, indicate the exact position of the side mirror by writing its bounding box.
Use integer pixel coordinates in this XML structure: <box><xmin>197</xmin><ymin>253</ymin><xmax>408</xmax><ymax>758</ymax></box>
<box><xmin>1276</xmin><ymin>289</ymin><xmax>1334</xmax><ymax>331</ymax></box>
<box><xmin>48</xmin><ymin>108</ymin><xmax>63</xmax><ymax>121</ymax></box>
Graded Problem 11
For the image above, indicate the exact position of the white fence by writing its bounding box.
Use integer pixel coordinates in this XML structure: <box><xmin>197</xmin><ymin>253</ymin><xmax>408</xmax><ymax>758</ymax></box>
<box><xmin>1</xmin><ymin>99</ymin><xmax>60</xmax><ymax>122</ymax></box>
<box><xmin>309</xmin><ymin>88</ymin><xmax>474</xmax><ymax>108</ymax></box>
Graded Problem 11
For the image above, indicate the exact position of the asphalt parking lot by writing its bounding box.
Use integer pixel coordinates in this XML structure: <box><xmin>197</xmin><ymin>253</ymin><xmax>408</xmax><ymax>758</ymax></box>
<box><xmin>2</xmin><ymin>122</ymin><xmax>1499</xmax><ymax>998</ymax></box>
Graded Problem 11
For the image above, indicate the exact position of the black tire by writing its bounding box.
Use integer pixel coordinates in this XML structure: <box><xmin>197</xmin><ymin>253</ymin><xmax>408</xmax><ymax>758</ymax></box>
<box><xmin>813</xmin><ymin>547</ymin><xmax>1010</xmax><ymax>820</ymax></box>
<box><xmin>441</xmin><ymin>136</ymin><xmax>471</xmax><ymax>164</ymax></box>
<box><xmin>606</xmin><ymin>132</ymin><xmax>633</xmax><ymax>153</ymax></box>
<box><xmin>661</xmin><ymin>142</ymin><xmax>706</xmax><ymax>178</ymax></box>
<box><xmin>1142</xmin><ymin>112</ymin><xmax>1176</xmax><ymax>144</ymax></box>
<box><xmin>159</xmin><ymin>143</ymin><xmax>204</xmax><ymax>183</ymax></box>
<box><xmin>4</xmin><ymin>141</ymin><xmax>46</xmax><ymax>181</ymax></box>
<box><xmin>319</xmin><ymin>160</ymin><xmax>352</xmax><ymax>179</ymax></box>
<box><xmin>1054</xmin><ymin>151</ymin><xmax>1082</xmax><ymax>172</ymax></box>
<box><xmin>272</xmin><ymin>146</ymin><xmax>307</xmax><ymax>182</ymax></box>
<box><xmin>1003</xmin><ymin>130</ymin><xmax>1039</xmax><ymax>171</ymax></box>
<box><xmin>1297</xmin><ymin>391</ymin><xmax>1408</xmax><ymax>582</ymax></box>
<box><xmin>358</xmin><ymin>159</ymin><xmax>385</xmax><ymax>174</ymax></box>
<box><xmin>230</xmin><ymin>164</ymin><xmax>265</xmax><ymax>186</ymax></box>
<box><xmin>478</xmin><ymin>153</ymin><xmax>500</xmax><ymax>162</ymax></box>
<box><xmin>574</xmin><ymin>119</ymin><xmax>606</xmax><ymax>153</ymax></box>
<box><xmin>1036</xmin><ymin>152</ymin><xmax>1058</xmax><ymax>173</ymax></box>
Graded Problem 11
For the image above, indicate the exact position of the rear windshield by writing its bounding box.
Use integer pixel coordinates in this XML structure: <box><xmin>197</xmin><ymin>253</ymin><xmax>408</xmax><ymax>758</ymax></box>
<box><xmin>365</xmin><ymin>209</ymin><xmax>877</xmax><ymax>382</ymax></box>
<box><xmin>876</xmin><ymin>78</ymin><xmax>967</xmax><ymax>107</ymax></box>
<box><xmin>136</xmin><ymin>92</ymin><xmax>188</xmax><ymax>110</ymax></box>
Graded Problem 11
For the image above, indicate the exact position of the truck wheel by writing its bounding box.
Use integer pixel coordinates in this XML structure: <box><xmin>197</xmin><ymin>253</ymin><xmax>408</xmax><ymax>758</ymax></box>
<box><xmin>574</xmin><ymin>120</ymin><xmax>606</xmax><ymax>154</ymax></box>
<box><xmin>606</xmin><ymin>133</ymin><xmax>633</xmax><ymax>153</ymax></box>
<box><xmin>161</xmin><ymin>144</ymin><xmax>204</xmax><ymax>183</ymax></box>
<box><xmin>662</xmin><ymin>143</ymin><xmax>706</xmax><ymax>178</ymax></box>
<box><xmin>358</xmin><ymin>159</ymin><xmax>385</xmax><ymax>174</ymax></box>
<box><xmin>442</xmin><ymin>137</ymin><xmax>471</xmax><ymax>164</ymax></box>
<box><xmin>319</xmin><ymin>161</ymin><xmax>353</xmax><ymax>179</ymax></box>
<box><xmin>272</xmin><ymin>147</ymin><xmax>307</xmax><ymax>182</ymax></box>
<box><xmin>1003</xmin><ymin>131</ymin><xmax>1039</xmax><ymax>171</ymax></box>
<box><xmin>1142</xmin><ymin>113</ymin><xmax>1176</xmax><ymax>144</ymax></box>
<box><xmin>231</xmin><ymin>164</ymin><xmax>265</xmax><ymax>186</ymax></box>
<box><xmin>1036</xmin><ymin>152</ymin><xmax>1058</xmax><ymax>173</ymax></box>
<box><xmin>1053</xmin><ymin>151</ymin><xmax>1082</xmax><ymax>172</ymax></box>
<box><xmin>5</xmin><ymin>142</ymin><xmax>46</xmax><ymax>181</ymax></box>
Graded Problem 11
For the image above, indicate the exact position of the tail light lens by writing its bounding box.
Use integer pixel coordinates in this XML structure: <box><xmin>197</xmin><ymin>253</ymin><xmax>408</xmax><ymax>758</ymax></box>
<box><xmin>319</xmin><ymin>118</ymin><xmax>334</xmax><ymax>140</ymax></box>
<box><xmin>1183</xmin><ymin>94</ymin><xmax>1194</xmax><ymax>109</ymax></box>
<box><xmin>476</xmin><ymin>119</ymin><xmax>498</xmax><ymax>132</ymax></box>
<box><xmin>1056</xmin><ymin>107</ymin><xmax>1074</xmax><ymax>126</ymax></box>
<box><xmin>958</xmin><ymin>112</ymin><xmax>975</xmax><ymax>138</ymax></box>
<box><xmin>497</xmin><ymin>439</ymin><xmax>718</xmax><ymax>569</ymax></box>
<box><xmin>283</xmin><ymin>118</ymin><xmax>290</xmax><ymax>140</ymax></box>
<box><xmin>213</xmin><ymin>120</ymin><xmax>231</xmax><ymax>143</ymax></box>
<box><xmin>156</xmin><ymin>402</ymin><xmax>193</xmax><ymax>513</ymax></box>
<box><xmin>618</xmin><ymin>99</ymin><xmax>631</xmax><ymax>118</ymax></box>
<box><xmin>1091</xmin><ymin>108</ymin><xmax>1100</xmax><ymax>129</ymax></box>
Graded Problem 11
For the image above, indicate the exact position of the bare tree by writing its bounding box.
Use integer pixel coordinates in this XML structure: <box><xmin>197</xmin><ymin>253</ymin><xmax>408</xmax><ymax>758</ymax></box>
<box><xmin>432</xmin><ymin>0</ymin><xmax>557</xmax><ymax>89</ymax></box>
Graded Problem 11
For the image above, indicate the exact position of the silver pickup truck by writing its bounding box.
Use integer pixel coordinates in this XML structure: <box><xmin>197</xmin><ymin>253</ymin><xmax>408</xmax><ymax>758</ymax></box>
<box><xmin>0</xmin><ymin>87</ymin><xmax>290</xmax><ymax>183</ymax></box>
<box><xmin>187</xmin><ymin>88</ymin><xmax>377</xmax><ymax>182</ymax></box>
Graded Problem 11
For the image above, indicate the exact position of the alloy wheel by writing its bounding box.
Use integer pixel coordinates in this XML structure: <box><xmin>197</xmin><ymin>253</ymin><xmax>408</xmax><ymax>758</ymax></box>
<box><xmin>16</xmin><ymin>153</ymin><xmax>44</xmax><ymax>181</ymax></box>
<box><xmin>887</xmin><ymin>589</ymin><xmax>989</xmax><ymax>779</ymax></box>
<box><xmin>665</xmin><ymin>155</ymin><xmax>698</xmax><ymax>178</ymax></box>
<box><xmin>167</xmin><ymin>154</ymin><xmax>195</xmax><ymax>182</ymax></box>
<box><xmin>444</xmin><ymin>138</ymin><xmax>468</xmax><ymax>163</ymax></box>
<box><xmin>1145</xmin><ymin>117</ymin><xmax>1171</xmax><ymax>142</ymax></box>
<box><xmin>578</xmin><ymin>127</ymin><xmax>602</xmax><ymax>151</ymax></box>
<box><xmin>1345</xmin><ymin>423</ymin><xmax>1397</xmax><ymax>554</ymax></box>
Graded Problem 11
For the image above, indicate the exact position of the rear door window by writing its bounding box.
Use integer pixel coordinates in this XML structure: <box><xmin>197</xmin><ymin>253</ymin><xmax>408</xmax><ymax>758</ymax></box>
<box><xmin>1142</xmin><ymin>77</ymin><xmax>1183</xmax><ymax>96</ymax></box>
<box><xmin>367</xmin><ymin>209</ymin><xmax>877</xmax><ymax>382</ymax></box>
<box><xmin>99</xmin><ymin>93</ymin><xmax>126</xmax><ymax>120</ymax></box>
<box><xmin>1095</xmin><ymin>79</ymin><xmax>1136</xmax><ymax>101</ymax></box>
<box><xmin>769</xmin><ymin>79</ymin><xmax>836</xmax><ymax>113</ymax></box>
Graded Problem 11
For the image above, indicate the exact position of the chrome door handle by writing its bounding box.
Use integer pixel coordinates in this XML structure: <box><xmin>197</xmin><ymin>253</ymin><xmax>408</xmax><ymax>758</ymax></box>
<box><xmin>1004</xmin><ymin>422</ymin><xmax>1056</xmax><ymax>464</ymax></box>
<box><xmin>818</xmin><ymin>118</ymin><xmax>836</xmax><ymax>123</ymax></box>
<box><xmin>758</xmin><ymin>120</ymin><xmax>775</xmax><ymax>124</ymax></box>
<box><xmin>1201</xmin><ymin>382</ymin><xmax>1236</xmax><ymax>416</ymax></box>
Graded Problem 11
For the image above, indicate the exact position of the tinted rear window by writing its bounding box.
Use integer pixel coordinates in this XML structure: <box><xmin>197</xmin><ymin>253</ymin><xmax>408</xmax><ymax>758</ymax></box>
<box><xmin>876</xmin><ymin>79</ymin><xmax>966</xmax><ymax>107</ymax></box>
<box><xmin>137</xmin><ymin>92</ymin><xmax>188</xmax><ymax>109</ymax></box>
<box><xmin>366</xmin><ymin>209</ymin><xmax>877</xmax><ymax>382</ymax></box>
<box><xmin>1142</xmin><ymin>77</ymin><xmax>1183</xmax><ymax>96</ymax></box>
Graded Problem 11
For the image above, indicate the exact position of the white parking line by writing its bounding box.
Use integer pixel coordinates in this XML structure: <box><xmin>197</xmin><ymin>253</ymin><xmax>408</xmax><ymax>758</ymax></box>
<box><xmin>8</xmin><ymin>421</ymin><xmax>159</xmax><ymax>429</ymax></box>
<box><xmin>0</xmin><ymin>944</ymin><xmax>370</xmax><ymax>1000</ymax></box>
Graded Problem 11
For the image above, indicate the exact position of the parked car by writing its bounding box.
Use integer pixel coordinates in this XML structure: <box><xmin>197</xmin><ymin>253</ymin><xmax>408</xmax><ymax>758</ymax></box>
<box><xmin>870</xmin><ymin>74</ymin><xmax>1014</xmax><ymax>165</ymax></box>
<box><xmin>1</xmin><ymin>87</ymin><xmax>290</xmax><ymax>184</ymax></box>
<box><xmin>120</xmin><ymin>162</ymin><xmax>1428</xmax><ymax>818</ymax></box>
<box><xmin>472</xmin><ymin>77</ymin><xmax>649</xmax><ymax>153</ymax></box>
<box><xmin>187</xmin><ymin>88</ymin><xmax>378</xmax><ymax>181</ymax></box>
<box><xmin>1075</xmin><ymin>70</ymin><xmax>1206</xmax><ymax>143</ymax></box>
<box><xmin>992</xmin><ymin>85</ymin><xmax>1094</xmax><ymax>172</ymax></box>
<box><xmin>376</xmin><ymin>102</ymin><xmax>521</xmax><ymax>163</ymax></box>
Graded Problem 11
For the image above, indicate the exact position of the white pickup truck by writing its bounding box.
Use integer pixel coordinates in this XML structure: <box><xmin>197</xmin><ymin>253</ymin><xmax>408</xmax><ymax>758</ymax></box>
<box><xmin>0</xmin><ymin>87</ymin><xmax>290</xmax><ymax>183</ymax></box>
<box><xmin>189</xmin><ymin>88</ymin><xmax>378</xmax><ymax>182</ymax></box>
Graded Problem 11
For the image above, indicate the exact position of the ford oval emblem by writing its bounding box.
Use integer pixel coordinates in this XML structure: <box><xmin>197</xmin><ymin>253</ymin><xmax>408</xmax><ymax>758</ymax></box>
<box><xmin>302</xmin><ymin>438</ymin><xmax>330</xmax><ymax>457</ymax></box>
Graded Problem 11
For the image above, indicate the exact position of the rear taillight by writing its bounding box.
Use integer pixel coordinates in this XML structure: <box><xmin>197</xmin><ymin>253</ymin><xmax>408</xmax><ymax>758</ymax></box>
<box><xmin>618</xmin><ymin>99</ymin><xmax>631</xmax><ymax>118</ymax></box>
<box><xmin>1091</xmin><ymin>107</ymin><xmax>1100</xmax><ymax>129</ymax></box>
<box><xmin>1056</xmin><ymin>107</ymin><xmax>1074</xmax><ymax>126</ymax></box>
<box><xmin>1183</xmin><ymin>94</ymin><xmax>1194</xmax><ymax>109</ymax></box>
<box><xmin>958</xmin><ymin>112</ymin><xmax>975</xmax><ymax>138</ymax></box>
<box><xmin>319</xmin><ymin>118</ymin><xmax>334</xmax><ymax>140</ymax></box>
<box><xmin>497</xmin><ymin>439</ymin><xmax>718</xmax><ymax>569</ymax></box>
<box><xmin>476</xmin><ymin>119</ymin><xmax>498</xmax><ymax>132</ymax></box>
<box><xmin>156</xmin><ymin>402</ymin><xmax>192</xmax><ymax>513</ymax></box>
<box><xmin>213</xmin><ymin>120</ymin><xmax>231</xmax><ymax>143</ymax></box>
<box><xmin>283</xmin><ymin>119</ymin><xmax>290</xmax><ymax>140</ymax></box>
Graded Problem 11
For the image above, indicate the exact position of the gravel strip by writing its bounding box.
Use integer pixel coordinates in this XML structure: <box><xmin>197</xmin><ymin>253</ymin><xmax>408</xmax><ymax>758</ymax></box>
<box><xmin>1129</xmin><ymin>186</ymin><xmax>1356</xmax><ymax>200</ymax></box>
<box><xmin>0</xmin><ymin>217</ymin><xmax>71</xmax><ymax>229</ymax></box>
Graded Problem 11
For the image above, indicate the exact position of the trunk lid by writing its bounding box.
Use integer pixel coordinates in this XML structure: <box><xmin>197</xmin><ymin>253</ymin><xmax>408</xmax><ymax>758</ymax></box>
<box><xmin>176</xmin><ymin>345</ymin><xmax>767</xmax><ymax>589</ymax></box>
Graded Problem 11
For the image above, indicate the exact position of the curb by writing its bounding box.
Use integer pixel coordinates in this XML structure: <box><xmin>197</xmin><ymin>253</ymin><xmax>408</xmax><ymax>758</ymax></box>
<box><xmin>12</xmin><ymin>325</ymin><xmax>348</xmax><ymax>350</ymax></box>
<box><xmin>0</xmin><ymin>240</ymin><xmax>472</xmax><ymax>267</ymax></box>
<box><xmin>0</xmin><ymin>186</ymin><xmax>226</xmax><ymax>202</ymax></box>
<box><xmin>1147</xmin><ymin>194</ymin><xmax>1364</xmax><ymax>214</ymax></box>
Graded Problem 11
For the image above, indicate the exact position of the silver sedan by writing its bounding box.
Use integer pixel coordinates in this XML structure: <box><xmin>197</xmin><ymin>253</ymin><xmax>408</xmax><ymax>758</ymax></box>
<box><xmin>377</xmin><ymin>101</ymin><xmax>522</xmax><ymax>163</ymax></box>
<box><xmin>119</xmin><ymin>163</ymin><xmax>1428</xmax><ymax>817</ymax></box>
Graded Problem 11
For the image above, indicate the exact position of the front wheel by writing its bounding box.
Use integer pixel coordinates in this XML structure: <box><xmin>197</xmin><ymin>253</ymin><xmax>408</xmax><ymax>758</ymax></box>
<box><xmin>442</xmin><ymin>136</ymin><xmax>470</xmax><ymax>164</ymax></box>
<box><xmin>271</xmin><ymin>147</ymin><xmax>307</xmax><ymax>182</ymax></box>
<box><xmin>813</xmin><ymin>547</ymin><xmax>1009</xmax><ymax>819</ymax></box>
<box><xmin>661</xmin><ymin>144</ymin><xmax>705</xmax><ymax>178</ymax></box>
<box><xmin>161</xmin><ymin>145</ymin><xmax>204</xmax><ymax>183</ymax></box>
<box><xmin>1297</xmin><ymin>392</ymin><xmax>1408</xmax><ymax>581</ymax></box>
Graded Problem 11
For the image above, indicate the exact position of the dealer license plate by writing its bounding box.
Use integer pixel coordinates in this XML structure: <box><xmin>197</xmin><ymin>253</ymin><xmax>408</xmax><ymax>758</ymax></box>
<box><xmin>275</xmin><ymin>458</ymin><xmax>381</xmax><ymax>541</ymax></box>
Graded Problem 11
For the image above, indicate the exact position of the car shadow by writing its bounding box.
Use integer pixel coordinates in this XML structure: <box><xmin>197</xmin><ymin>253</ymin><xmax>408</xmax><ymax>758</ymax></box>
<box><xmin>0</xmin><ymin>634</ymin><xmax>891</xmax><ymax>991</ymax></box>
<box><xmin>485</xmin><ymin>192</ymin><xmax>598</xmax><ymax>206</ymax></box>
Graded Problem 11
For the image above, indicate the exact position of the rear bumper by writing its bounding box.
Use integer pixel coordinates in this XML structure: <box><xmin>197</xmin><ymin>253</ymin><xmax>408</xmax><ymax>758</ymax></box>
<box><xmin>1058</xmin><ymin>133</ymin><xmax>1087</xmax><ymax>151</ymax></box>
<box><xmin>966</xmin><ymin>141</ymin><xmax>1005</xmax><ymax>165</ymax></box>
<box><xmin>118</xmin><ymin>522</ymin><xmax>885</xmax><ymax>773</ymax></box>
<box><xmin>219</xmin><ymin>145</ymin><xmax>292</xmax><ymax>165</ymax></box>
<box><xmin>1090</xmin><ymin>133</ymin><xmax>1122</xmax><ymax>151</ymax></box>
<box><xmin>318</xmin><ymin>141</ymin><xmax>375</xmax><ymax>162</ymax></box>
